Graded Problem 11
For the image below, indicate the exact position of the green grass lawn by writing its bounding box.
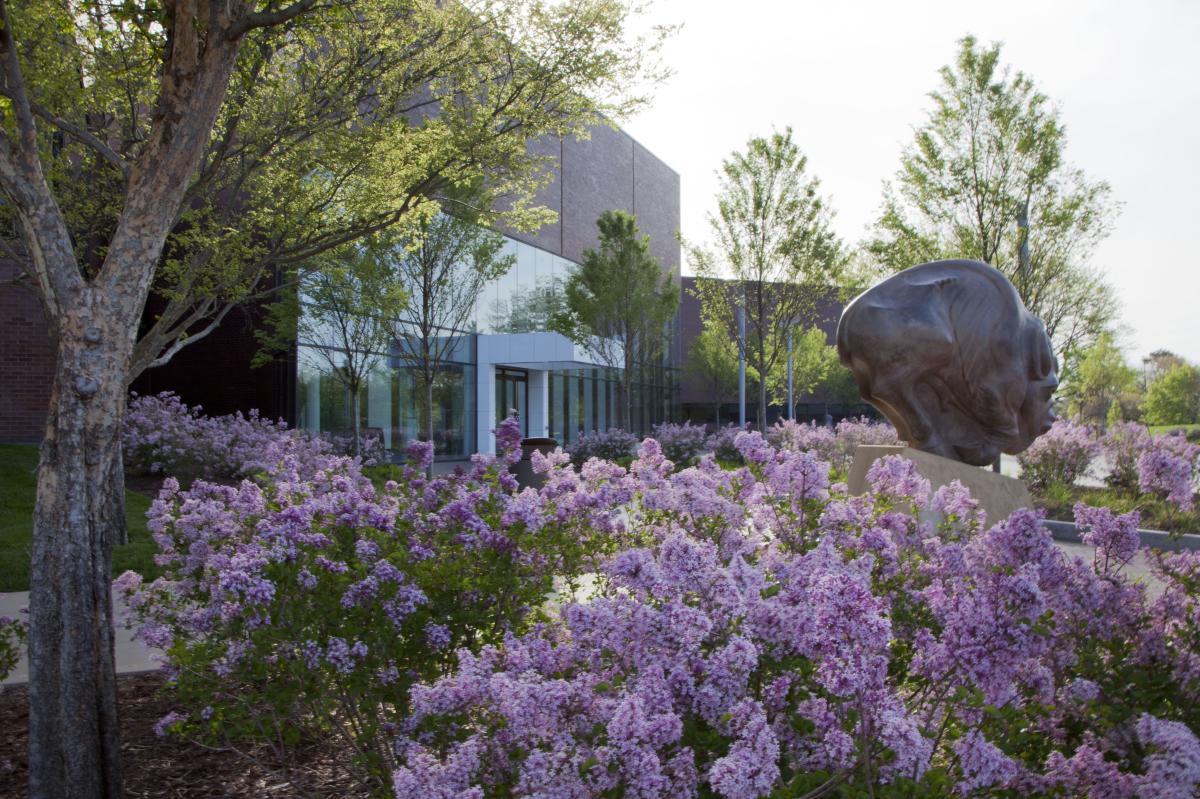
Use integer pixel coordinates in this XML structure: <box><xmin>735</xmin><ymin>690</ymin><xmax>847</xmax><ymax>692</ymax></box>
<box><xmin>1149</xmin><ymin>424</ymin><xmax>1200</xmax><ymax>437</ymax></box>
<box><xmin>0</xmin><ymin>444</ymin><xmax>160</xmax><ymax>592</ymax></box>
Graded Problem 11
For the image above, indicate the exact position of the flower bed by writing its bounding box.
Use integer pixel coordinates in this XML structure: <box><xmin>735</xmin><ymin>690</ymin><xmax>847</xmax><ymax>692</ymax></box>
<box><xmin>119</xmin><ymin>423</ymin><xmax>1200</xmax><ymax>797</ymax></box>
<box><xmin>1022</xmin><ymin>419</ymin><xmax>1200</xmax><ymax>534</ymax></box>
<box><xmin>123</xmin><ymin>391</ymin><xmax>384</xmax><ymax>482</ymax></box>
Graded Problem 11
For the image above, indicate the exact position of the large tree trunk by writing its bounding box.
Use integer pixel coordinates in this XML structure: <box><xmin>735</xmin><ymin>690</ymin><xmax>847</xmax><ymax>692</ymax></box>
<box><xmin>28</xmin><ymin>330</ymin><xmax>128</xmax><ymax>799</ymax></box>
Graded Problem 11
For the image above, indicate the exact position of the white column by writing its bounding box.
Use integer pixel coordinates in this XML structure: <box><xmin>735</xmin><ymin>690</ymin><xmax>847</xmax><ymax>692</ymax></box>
<box><xmin>367</xmin><ymin>367</ymin><xmax>392</xmax><ymax>450</ymax></box>
<box><xmin>476</xmin><ymin>361</ymin><xmax>496</xmax><ymax>454</ymax></box>
<box><xmin>305</xmin><ymin>369</ymin><xmax>321</xmax><ymax>432</ymax></box>
<box><xmin>526</xmin><ymin>369</ymin><xmax>549</xmax><ymax>438</ymax></box>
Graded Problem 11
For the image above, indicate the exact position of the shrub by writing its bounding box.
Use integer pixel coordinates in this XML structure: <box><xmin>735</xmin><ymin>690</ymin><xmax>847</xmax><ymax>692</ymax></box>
<box><xmin>118</xmin><ymin>416</ymin><xmax>634</xmax><ymax>786</ymax></box>
<box><xmin>1101</xmin><ymin>421</ymin><xmax>1153</xmax><ymax>489</ymax></box>
<box><xmin>0</xmin><ymin>605</ymin><xmax>25</xmax><ymax>683</ymax></box>
<box><xmin>126</xmin><ymin>426</ymin><xmax>1200</xmax><ymax>797</ymax></box>
<box><xmin>650</xmin><ymin>421</ymin><xmax>708</xmax><ymax>467</ymax></box>
<box><xmin>394</xmin><ymin>447</ymin><xmax>1200</xmax><ymax>798</ymax></box>
<box><xmin>566</xmin><ymin>428</ymin><xmax>640</xmax><ymax>467</ymax></box>
<box><xmin>705</xmin><ymin>423</ymin><xmax>746</xmax><ymax>464</ymax></box>
<box><xmin>767</xmin><ymin>418</ymin><xmax>838</xmax><ymax>463</ymax></box>
<box><xmin>1017</xmin><ymin>419</ymin><xmax>1100</xmax><ymax>489</ymax></box>
<box><xmin>123</xmin><ymin>391</ymin><xmax>383</xmax><ymax>482</ymax></box>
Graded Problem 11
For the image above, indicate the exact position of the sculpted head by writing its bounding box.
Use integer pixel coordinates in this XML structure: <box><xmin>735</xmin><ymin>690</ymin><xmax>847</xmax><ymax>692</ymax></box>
<box><xmin>836</xmin><ymin>259</ymin><xmax>1058</xmax><ymax>467</ymax></box>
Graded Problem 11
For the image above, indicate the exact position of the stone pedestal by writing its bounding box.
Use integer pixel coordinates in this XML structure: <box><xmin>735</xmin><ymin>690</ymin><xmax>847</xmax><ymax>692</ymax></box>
<box><xmin>847</xmin><ymin>445</ymin><xmax>1033</xmax><ymax>525</ymax></box>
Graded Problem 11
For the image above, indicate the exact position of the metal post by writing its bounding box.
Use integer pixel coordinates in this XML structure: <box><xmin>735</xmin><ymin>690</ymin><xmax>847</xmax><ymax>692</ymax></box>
<box><xmin>786</xmin><ymin>329</ymin><xmax>794</xmax><ymax>421</ymax></box>
<box><xmin>737</xmin><ymin>305</ymin><xmax>746</xmax><ymax>428</ymax></box>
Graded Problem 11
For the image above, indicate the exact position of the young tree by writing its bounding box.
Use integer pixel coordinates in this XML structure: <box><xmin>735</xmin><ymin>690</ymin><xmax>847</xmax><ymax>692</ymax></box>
<box><xmin>764</xmin><ymin>326</ymin><xmax>838</xmax><ymax>413</ymax></box>
<box><xmin>555</xmin><ymin>210</ymin><xmax>679</xmax><ymax>431</ymax></box>
<box><xmin>868</xmin><ymin>35</ymin><xmax>1121</xmax><ymax>362</ymax></box>
<box><xmin>384</xmin><ymin>212</ymin><xmax>514</xmax><ymax>459</ymax></box>
<box><xmin>1060</xmin><ymin>332</ymin><xmax>1137</xmax><ymax>425</ymax></box>
<box><xmin>683</xmin><ymin>315</ymin><xmax>741</xmax><ymax>425</ymax></box>
<box><xmin>0</xmin><ymin>1</ymin><xmax>670</xmax><ymax>794</ymax></box>
<box><xmin>1143</xmin><ymin>363</ymin><xmax>1200</xmax><ymax>426</ymax></box>
<box><xmin>255</xmin><ymin>243</ymin><xmax>408</xmax><ymax>456</ymax></box>
<box><xmin>689</xmin><ymin>128</ymin><xmax>844</xmax><ymax>429</ymax></box>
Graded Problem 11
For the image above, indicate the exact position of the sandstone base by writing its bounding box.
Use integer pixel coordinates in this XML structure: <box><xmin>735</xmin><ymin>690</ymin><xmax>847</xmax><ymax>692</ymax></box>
<box><xmin>847</xmin><ymin>445</ymin><xmax>1034</xmax><ymax>526</ymax></box>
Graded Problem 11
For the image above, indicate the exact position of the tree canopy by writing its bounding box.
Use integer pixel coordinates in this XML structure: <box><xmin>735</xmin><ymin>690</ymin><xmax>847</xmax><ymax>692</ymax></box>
<box><xmin>554</xmin><ymin>209</ymin><xmax>678</xmax><ymax>430</ymax></box>
<box><xmin>868</xmin><ymin>35</ymin><xmax>1120</xmax><ymax>365</ymax></box>
<box><xmin>689</xmin><ymin>127</ymin><xmax>844</xmax><ymax>429</ymax></box>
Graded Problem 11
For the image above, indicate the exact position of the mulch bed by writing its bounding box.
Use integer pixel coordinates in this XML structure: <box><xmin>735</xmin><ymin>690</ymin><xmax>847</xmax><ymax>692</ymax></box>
<box><xmin>0</xmin><ymin>673</ymin><xmax>370</xmax><ymax>798</ymax></box>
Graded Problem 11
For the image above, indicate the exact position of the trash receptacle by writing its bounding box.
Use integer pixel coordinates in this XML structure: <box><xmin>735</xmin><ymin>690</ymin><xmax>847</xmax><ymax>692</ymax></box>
<box><xmin>513</xmin><ymin>437</ymin><xmax>558</xmax><ymax>490</ymax></box>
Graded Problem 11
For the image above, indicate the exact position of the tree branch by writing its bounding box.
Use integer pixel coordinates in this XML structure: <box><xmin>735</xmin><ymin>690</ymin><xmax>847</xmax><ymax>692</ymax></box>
<box><xmin>226</xmin><ymin>0</ymin><xmax>324</xmax><ymax>40</ymax></box>
<box><xmin>0</xmin><ymin>87</ymin><xmax>130</xmax><ymax>179</ymax></box>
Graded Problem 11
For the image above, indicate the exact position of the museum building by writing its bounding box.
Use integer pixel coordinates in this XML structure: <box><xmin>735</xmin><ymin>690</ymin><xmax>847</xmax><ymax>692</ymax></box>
<box><xmin>0</xmin><ymin>122</ymin><xmax>683</xmax><ymax>459</ymax></box>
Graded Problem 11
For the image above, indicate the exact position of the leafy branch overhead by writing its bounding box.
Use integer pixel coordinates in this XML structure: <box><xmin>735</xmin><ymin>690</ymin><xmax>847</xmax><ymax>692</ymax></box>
<box><xmin>2</xmin><ymin>0</ymin><xmax>675</xmax><ymax>381</ymax></box>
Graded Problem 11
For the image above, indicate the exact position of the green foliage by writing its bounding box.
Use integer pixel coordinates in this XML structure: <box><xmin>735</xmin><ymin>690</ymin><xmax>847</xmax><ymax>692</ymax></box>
<box><xmin>0</xmin><ymin>445</ymin><xmax>157</xmax><ymax>591</ymax></box>
<box><xmin>689</xmin><ymin>127</ymin><xmax>844</xmax><ymax>429</ymax></box>
<box><xmin>4</xmin><ymin>0</ymin><xmax>674</xmax><ymax>379</ymax></box>
<box><xmin>868</xmin><ymin>35</ymin><xmax>1120</xmax><ymax>363</ymax></box>
<box><xmin>555</xmin><ymin>210</ymin><xmax>679</xmax><ymax>428</ymax></box>
<box><xmin>1061</xmin><ymin>332</ymin><xmax>1138</xmax><ymax>424</ymax></box>
<box><xmin>682</xmin><ymin>313</ymin><xmax>741</xmax><ymax>413</ymax></box>
<box><xmin>763</xmin><ymin>326</ymin><xmax>838</xmax><ymax>408</ymax></box>
<box><xmin>1143</xmin><ymin>364</ymin><xmax>1200</xmax><ymax>426</ymax></box>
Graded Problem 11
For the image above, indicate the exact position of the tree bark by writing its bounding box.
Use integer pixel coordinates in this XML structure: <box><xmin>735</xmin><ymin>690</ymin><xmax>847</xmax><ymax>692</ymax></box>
<box><xmin>29</xmin><ymin>326</ymin><xmax>127</xmax><ymax>799</ymax></box>
<box><xmin>425</xmin><ymin>376</ymin><xmax>434</xmax><ymax>477</ymax></box>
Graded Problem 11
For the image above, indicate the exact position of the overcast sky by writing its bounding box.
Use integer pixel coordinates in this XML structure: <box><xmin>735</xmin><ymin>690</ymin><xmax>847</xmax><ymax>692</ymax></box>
<box><xmin>622</xmin><ymin>0</ymin><xmax>1200</xmax><ymax>365</ymax></box>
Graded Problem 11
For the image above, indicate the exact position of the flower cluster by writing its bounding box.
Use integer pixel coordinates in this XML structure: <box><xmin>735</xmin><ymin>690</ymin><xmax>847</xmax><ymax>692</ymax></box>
<box><xmin>567</xmin><ymin>427</ymin><xmax>640</xmax><ymax>467</ymax></box>
<box><xmin>767</xmin><ymin>417</ymin><xmax>899</xmax><ymax>473</ymax></box>
<box><xmin>1138</xmin><ymin>432</ymin><xmax>1199</xmax><ymax>512</ymax></box>
<box><xmin>122</xmin><ymin>391</ymin><xmax>383</xmax><ymax>482</ymax></box>
<box><xmin>118</xmin><ymin>416</ymin><xmax>632</xmax><ymax>784</ymax></box>
<box><xmin>650</xmin><ymin>421</ymin><xmax>708</xmax><ymax>467</ymax></box>
<box><xmin>125</xmin><ymin>422</ymin><xmax>1200</xmax><ymax>797</ymax></box>
<box><xmin>1102</xmin><ymin>421</ymin><xmax>1154</xmax><ymax>489</ymax></box>
<box><xmin>1017</xmin><ymin>419</ymin><xmax>1100</xmax><ymax>489</ymax></box>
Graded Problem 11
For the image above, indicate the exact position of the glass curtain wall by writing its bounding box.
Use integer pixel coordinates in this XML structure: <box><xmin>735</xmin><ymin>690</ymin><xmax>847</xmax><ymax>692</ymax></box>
<box><xmin>295</xmin><ymin>230</ymin><xmax>680</xmax><ymax>456</ymax></box>
<box><xmin>296</xmin><ymin>334</ymin><xmax>476</xmax><ymax>459</ymax></box>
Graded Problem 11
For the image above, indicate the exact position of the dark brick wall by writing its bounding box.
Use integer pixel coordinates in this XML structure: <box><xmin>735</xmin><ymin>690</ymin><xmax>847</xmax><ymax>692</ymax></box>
<box><xmin>0</xmin><ymin>262</ymin><xmax>55</xmax><ymax>442</ymax></box>
<box><xmin>508</xmin><ymin>123</ymin><xmax>681</xmax><ymax>283</ymax></box>
<box><xmin>677</xmin><ymin>276</ymin><xmax>845</xmax><ymax>408</ymax></box>
<box><xmin>129</xmin><ymin>302</ymin><xmax>291</xmax><ymax>423</ymax></box>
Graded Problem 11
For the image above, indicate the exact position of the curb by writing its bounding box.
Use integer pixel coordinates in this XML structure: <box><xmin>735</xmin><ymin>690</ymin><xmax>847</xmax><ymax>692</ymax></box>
<box><xmin>1042</xmin><ymin>519</ymin><xmax>1200</xmax><ymax>552</ymax></box>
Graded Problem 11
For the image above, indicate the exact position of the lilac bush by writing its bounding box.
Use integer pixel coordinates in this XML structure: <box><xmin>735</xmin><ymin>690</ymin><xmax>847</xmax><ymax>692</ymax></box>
<box><xmin>393</xmin><ymin>443</ymin><xmax>1200</xmax><ymax>797</ymax></box>
<box><xmin>124</xmin><ymin>423</ymin><xmax>1200</xmax><ymax>796</ymax></box>
<box><xmin>123</xmin><ymin>391</ymin><xmax>382</xmax><ymax>481</ymax></box>
<box><xmin>705</xmin><ymin>423</ymin><xmax>746</xmax><ymax>463</ymax></box>
<box><xmin>766</xmin><ymin>418</ymin><xmax>838</xmax><ymax>463</ymax></box>
<box><xmin>118</xmin><ymin>416</ymin><xmax>634</xmax><ymax>784</ymax></box>
<box><xmin>1017</xmin><ymin>419</ymin><xmax>1100</xmax><ymax>489</ymax></box>
<box><xmin>567</xmin><ymin>427</ymin><xmax>640</xmax><ymax>467</ymax></box>
<box><xmin>650</xmin><ymin>421</ymin><xmax>708</xmax><ymax>467</ymax></box>
<box><xmin>1102</xmin><ymin>421</ymin><xmax>1153</xmax><ymax>490</ymax></box>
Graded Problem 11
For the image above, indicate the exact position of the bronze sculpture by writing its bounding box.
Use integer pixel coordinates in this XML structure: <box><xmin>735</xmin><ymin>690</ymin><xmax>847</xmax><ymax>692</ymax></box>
<box><xmin>836</xmin><ymin>259</ymin><xmax>1058</xmax><ymax>467</ymax></box>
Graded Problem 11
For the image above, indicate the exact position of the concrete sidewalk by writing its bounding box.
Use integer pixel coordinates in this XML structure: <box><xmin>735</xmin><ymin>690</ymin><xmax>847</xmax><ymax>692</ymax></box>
<box><xmin>1</xmin><ymin>589</ymin><xmax>159</xmax><ymax>687</ymax></box>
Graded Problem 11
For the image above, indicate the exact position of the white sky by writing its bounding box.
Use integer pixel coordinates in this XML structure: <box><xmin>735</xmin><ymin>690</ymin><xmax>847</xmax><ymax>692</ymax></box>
<box><xmin>622</xmin><ymin>0</ymin><xmax>1200</xmax><ymax>365</ymax></box>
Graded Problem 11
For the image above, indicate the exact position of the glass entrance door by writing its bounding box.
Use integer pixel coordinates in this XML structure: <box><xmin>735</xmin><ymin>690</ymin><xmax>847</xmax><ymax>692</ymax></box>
<box><xmin>495</xmin><ymin>367</ymin><xmax>528</xmax><ymax>436</ymax></box>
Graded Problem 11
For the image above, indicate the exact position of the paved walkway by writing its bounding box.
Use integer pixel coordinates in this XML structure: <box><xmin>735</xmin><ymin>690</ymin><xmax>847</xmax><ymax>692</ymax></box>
<box><xmin>0</xmin><ymin>536</ymin><xmax>1169</xmax><ymax>687</ymax></box>
<box><xmin>1</xmin><ymin>589</ymin><xmax>158</xmax><ymax>687</ymax></box>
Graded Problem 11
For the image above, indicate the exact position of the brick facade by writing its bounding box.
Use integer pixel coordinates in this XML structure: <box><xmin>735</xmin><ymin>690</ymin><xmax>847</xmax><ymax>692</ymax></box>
<box><xmin>0</xmin><ymin>262</ymin><xmax>55</xmax><ymax>442</ymax></box>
